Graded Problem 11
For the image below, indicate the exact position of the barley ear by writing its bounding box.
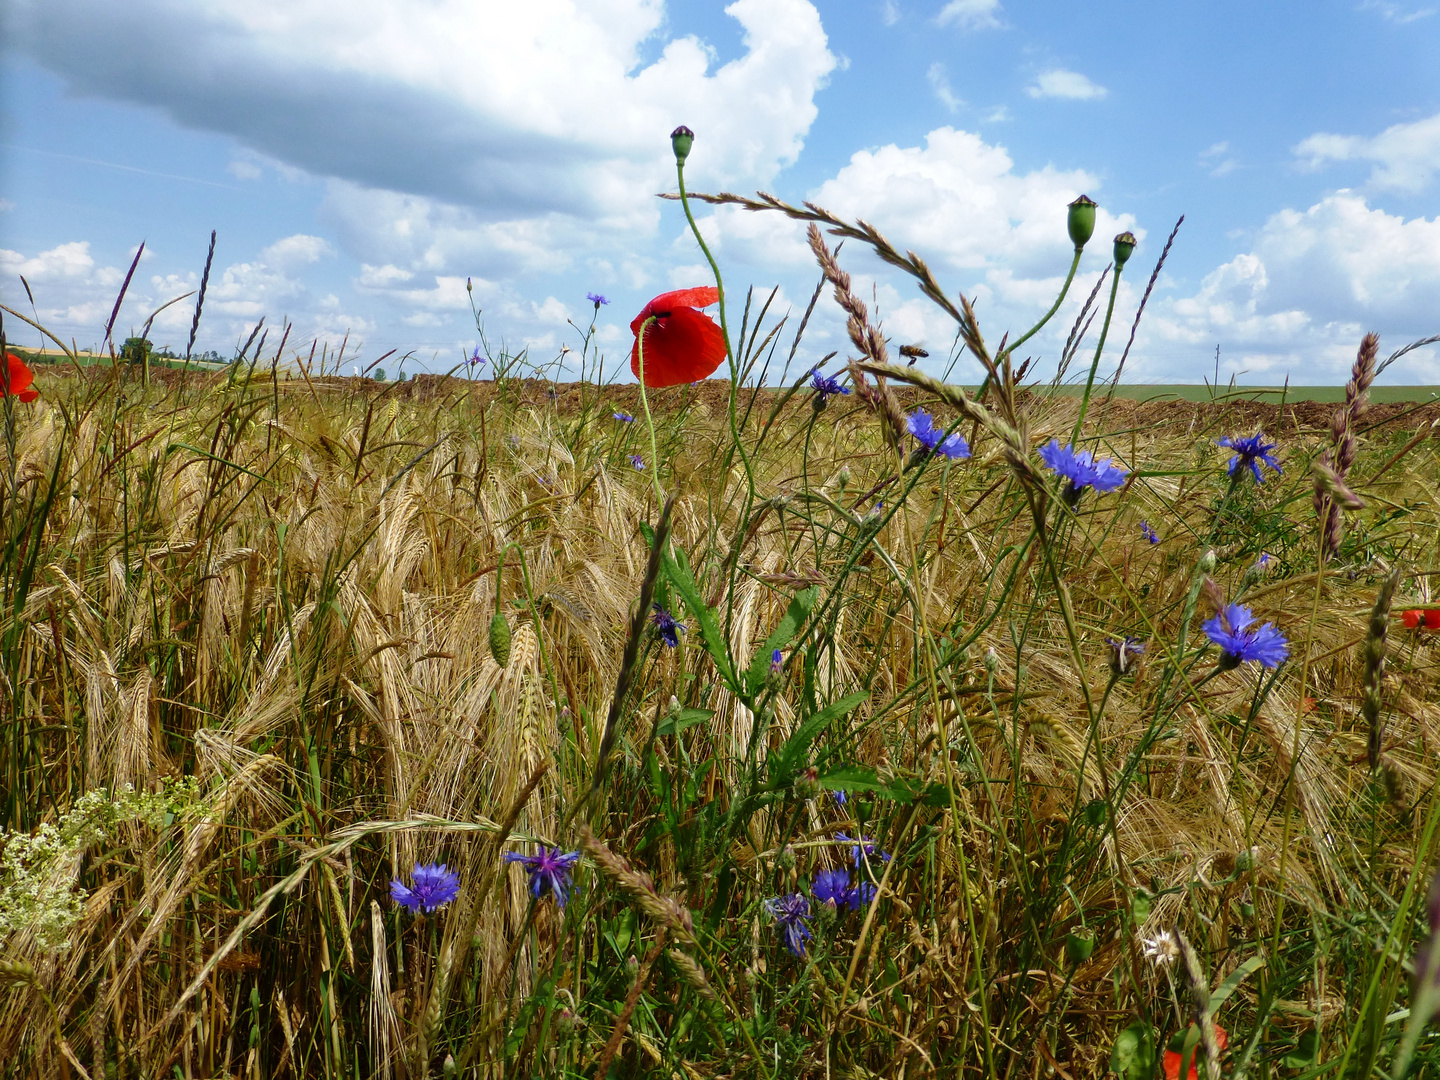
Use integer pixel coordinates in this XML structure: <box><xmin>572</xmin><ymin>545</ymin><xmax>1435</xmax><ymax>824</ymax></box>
<box><xmin>1363</xmin><ymin>566</ymin><xmax>1402</xmax><ymax>769</ymax></box>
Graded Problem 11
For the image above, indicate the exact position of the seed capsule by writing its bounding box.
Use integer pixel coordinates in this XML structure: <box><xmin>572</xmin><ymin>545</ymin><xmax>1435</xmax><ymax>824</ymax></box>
<box><xmin>1113</xmin><ymin>231</ymin><xmax>1138</xmax><ymax>270</ymax></box>
<box><xmin>1068</xmin><ymin>195</ymin><xmax>1097</xmax><ymax>248</ymax></box>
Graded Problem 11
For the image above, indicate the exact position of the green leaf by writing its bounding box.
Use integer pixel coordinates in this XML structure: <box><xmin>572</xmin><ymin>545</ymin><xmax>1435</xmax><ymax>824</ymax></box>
<box><xmin>1110</xmin><ymin>1021</ymin><xmax>1156</xmax><ymax>1080</ymax></box>
<box><xmin>1209</xmin><ymin>954</ymin><xmax>1263</xmax><ymax>1010</ymax></box>
<box><xmin>776</xmin><ymin>690</ymin><xmax>869</xmax><ymax>778</ymax></box>
<box><xmin>657</xmin><ymin>707</ymin><xmax>714</xmax><ymax>738</ymax></box>
<box><xmin>662</xmin><ymin>545</ymin><xmax>739</xmax><ymax>693</ymax></box>
<box><xmin>1282</xmin><ymin>1029</ymin><xmax>1318</xmax><ymax>1069</ymax></box>
<box><xmin>818</xmin><ymin>765</ymin><xmax>891</xmax><ymax>793</ymax></box>
<box><xmin>745</xmin><ymin>586</ymin><xmax>819</xmax><ymax>695</ymax></box>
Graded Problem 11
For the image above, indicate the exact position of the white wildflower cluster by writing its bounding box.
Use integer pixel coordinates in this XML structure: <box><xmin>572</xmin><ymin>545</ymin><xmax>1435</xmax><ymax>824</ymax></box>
<box><xmin>0</xmin><ymin>780</ymin><xmax>201</xmax><ymax>951</ymax></box>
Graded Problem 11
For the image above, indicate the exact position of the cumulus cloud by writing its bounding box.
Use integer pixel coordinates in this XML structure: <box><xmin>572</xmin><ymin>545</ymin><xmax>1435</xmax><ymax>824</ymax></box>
<box><xmin>935</xmin><ymin>0</ymin><xmax>1003</xmax><ymax>30</ymax></box>
<box><xmin>0</xmin><ymin>238</ymin><xmax>373</xmax><ymax>355</ymax></box>
<box><xmin>1025</xmin><ymin>69</ymin><xmax>1108</xmax><ymax>101</ymax></box>
<box><xmin>1145</xmin><ymin>191</ymin><xmax>1440</xmax><ymax>382</ymax></box>
<box><xmin>10</xmin><ymin>0</ymin><xmax>835</xmax><ymax>229</ymax></box>
<box><xmin>1294</xmin><ymin>111</ymin><xmax>1440</xmax><ymax>191</ymax></box>
<box><xmin>692</xmin><ymin>125</ymin><xmax>1140</xmax><ymax>379</ymax></box>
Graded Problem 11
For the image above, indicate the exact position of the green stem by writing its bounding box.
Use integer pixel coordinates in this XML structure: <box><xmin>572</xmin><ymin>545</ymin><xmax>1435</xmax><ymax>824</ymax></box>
<box><xmin>634</xmin><ymin>315</ymin><xmax>665</xmax><ymax>507</ymax></box>
<box><xmin>1005</xmin><ymin>246</ymin><xmax>1084</xmax><ymax>361</ymax></box>
<box><xmin>674</xmin><ymin>157</ymin><xmax>756</xmax><ymax>501</ymax></box>
<box><xmin>1070</xmin><ymin>261</ymin><xmax>1123</xmax><ymax>444</ymax></box>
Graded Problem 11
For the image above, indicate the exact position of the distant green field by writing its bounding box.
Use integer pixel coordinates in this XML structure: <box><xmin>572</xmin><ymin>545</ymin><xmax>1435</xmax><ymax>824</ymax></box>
<box><xmin>1037</xmin><ymin>383</ymin><xmax>1439</xmax><ymax>403</ymax></box>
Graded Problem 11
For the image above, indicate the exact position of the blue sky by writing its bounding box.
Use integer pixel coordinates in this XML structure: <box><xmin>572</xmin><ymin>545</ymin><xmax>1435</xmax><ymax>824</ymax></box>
<box><xmin>3</xmin><ymin>0</ymin><xmax>1439</xmax><ymax>383</ymax></box>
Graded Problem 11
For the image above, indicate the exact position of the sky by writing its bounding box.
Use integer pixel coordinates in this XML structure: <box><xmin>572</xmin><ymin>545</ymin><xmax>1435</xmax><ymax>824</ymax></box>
<box><xmin>2</xmin><ymin>0</ymin><xmax>1440</xmax><ymax>385</ymax></box>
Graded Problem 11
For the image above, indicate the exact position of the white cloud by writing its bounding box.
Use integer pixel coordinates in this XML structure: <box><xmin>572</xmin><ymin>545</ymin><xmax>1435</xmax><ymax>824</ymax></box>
<box><xmin>880</xmin><ymin>0</ymin><xmax>901</xmax><ymax>25</ymax></box>
<box><xmin>0</xmin><ymin>239</ymin><xmax>370</xmax><ymax>355</ymax></box>
<box><xmin>227</xmin><ymin>158</ymin><xmax>263</xmax><ymax>180</ymax></box>
<box><xmin>1200</xmin><ymin>141</ymin><xmax>1238</xmax><ymax>178</ymax></box>
<box><xmin>260</xmin><ymin>234</ymin><xmax>332</xmax><ymax>272</ymax></box>
<box><xmin>693</xmin><ymin>125</ymin><xmax>1141</xmax><ymax>380</ymax></box>
<box><xmin>927</xmin><ymin>63</ymin><xmax>963</xmax><ymax>112</ymax></box>
<box><xmin>1145</xmin><ymin>191</ymin><xmax>1440</xmax><ymax>382</ymax></box>
<box><xmin>1358</xmin><ymin>0</ymin><xmax>1435</xmax><ymax>23</ymax></box>
<box><xmin>11</xmin><ymin>0</ymin><xmax>835</xmax><ymax>253</ymax></box>
<box><xmin>1294</xmin><ymin>111</ymin><xmax>1440</xmax><ymax>191</ymax></box>
<box><xmin>935</xmin><ymin>0</ymin><xmax>1003</xmax><ymax>30</ymax></box>
<box><xmin>0</xmin><ymin>199</ymin><xmax>14</xmax><ymax>213</ymax></box>
<box><xmin>1025</xmin><ymin>69</ymin><xmax>1107</xmax><ymax>100</ymax></box>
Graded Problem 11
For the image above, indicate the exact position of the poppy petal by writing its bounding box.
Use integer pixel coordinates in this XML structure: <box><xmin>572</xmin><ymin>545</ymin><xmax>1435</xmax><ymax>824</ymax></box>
<box><xmin>17</xmin><ymin>388</ymin><xmax>38</xmax><ymax>403</ymax></box>
<box><xmin>1403</xmin><ymin>610</ymin><xmax>1423</xmax><ymax>629</ymax></box>
<box><xmin>630</xmin><ymin>305</ymin><xmax>726</xmax><ymax>387</ymax></box>
<box><xmin>629</xmin><ymin>287</ymin><xmax>720</xmax><ymax>334</ymax></box>
<box><xmin>1426</xmin><ymin>609</ymin><xmax>1440</xmax><ymax>630</ymax></box>
<box><xmin>3</xmin><ymin>352</ymin><xmax>35</xmax><ymax>397</ymax></box>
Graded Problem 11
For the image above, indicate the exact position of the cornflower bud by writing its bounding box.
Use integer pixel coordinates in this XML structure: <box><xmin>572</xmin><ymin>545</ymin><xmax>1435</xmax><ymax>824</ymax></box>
<box><xmin>671</xmin><ymin>125</ymin><xmax>695</xmax><ymax>165</ymax></box>
<box><xmin>1113</xmin><ymin>231</ymin><xmax>1138</xmax><ymax>270</ymax></box>
<box><xmin>1068</xmin><ymin>195</ymin><xmax>1097</xmax><ymax>249</ymax></box>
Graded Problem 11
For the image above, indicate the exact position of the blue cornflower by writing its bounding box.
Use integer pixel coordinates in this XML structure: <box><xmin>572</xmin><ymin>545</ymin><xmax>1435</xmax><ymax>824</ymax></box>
<box><xmin>1107</xmin><ymin>636</ymin><xmax>1146</xmax><ymax>676</ymax></box>
<box><xmin>829</xmin><ymin>789</ymin><xmax>848</xmax><ymax>807</ymax></box>
<box><xmin>835</xmin><ymin>832</ymin><xmax>891</xmax><ymax>866</ymax></box>
<box><xmin>391</xmin><ymin>862</ymin><xmax>461</xmax><ymax>914</ymax></box>
<box><xmin>1038</xmin><ymin>440</ymin><xmax>1128</xmax><ymax>504</ymax></box>
<box><xmin>812</xmin><ymin>868</ymin><xmax>851</xmax><ymax>909</ymax></box>
<box><xmin>1217</xmin><ymin>431</ymin><xmax>1282</xmax><ymax>484</ymax></box>
<box><xmin>468</xmin><ymin>347</ymin><xmax>487</xmax><ymax>368</ymax></box>
<box><xmin>629</xmin><ymin>454</ymin><xmax>645</xmax><ymax>470</ymax></box>
<box><xmin>809</xmin><ymin>367</ymin><xmax>851</xmax><ymax>405</ymax></box>
<box><xmin>906</xmin><ymin>410</ymin><xmax>970</xmax><ymax>460</ymax></box>
<box><xmin>1141</xmin><ymin>521</ymin><xmax>1160</xmax><ymax>545</ymax></box>
<box><xmin>651</xmin><ymin>603</ymin><xmax>685</xmax><ymax>648</ymax></box>
<box><xmin>770</xmin><ymin>648</ymin><xmax>783</xmax><ymax>675</ymax></box>
<box><xmin>1202</xmin><ymin>603</ymin><xmax>1289</xmax><ymax>670</ymax></box>
<box><xmin>613</xmin><ymin>412</ymin><xmax>635</xmax><ymax>423</ymax></box>
<box><xmin>849</xmin><ymin>880</ymin><xmax>878</xmax><ymax>910</ymax></box>
<box><xmin>503</xmin><ymin>846</ymin><xmax>581</xmax><ymax>907</ymax></box>
<box><xmin>587</xmin><ymin>292</ymin><xmax>609</xmax><ymax>306</ymax></box>
<box><xmin>765</xmin><ymin>893</ymin><xmax>813</xmax><ymax>957</ymax></box>
<box><xmin>813</xmin><ymin>869</ymin><xmax>878</xmax><ymax>912</ymax></box>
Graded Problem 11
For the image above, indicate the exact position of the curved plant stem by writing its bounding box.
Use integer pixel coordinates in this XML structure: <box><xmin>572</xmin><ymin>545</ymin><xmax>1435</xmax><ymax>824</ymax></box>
<box><xmin>633</xmin><ymin>314</ymin><xmax>665</xmax><ymax>506</ymax></box>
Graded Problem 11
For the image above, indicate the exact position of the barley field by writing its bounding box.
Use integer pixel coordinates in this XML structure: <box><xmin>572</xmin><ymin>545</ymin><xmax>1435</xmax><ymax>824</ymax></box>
<box><xmin>3</xmin><ymin>180</ymin><xmax>1440</xmax><ymax>1080</ymax></box>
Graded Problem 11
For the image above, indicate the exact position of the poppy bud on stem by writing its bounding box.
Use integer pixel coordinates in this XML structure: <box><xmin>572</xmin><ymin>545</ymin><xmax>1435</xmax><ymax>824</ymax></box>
<box><xmin>1068</xmin><ymin>195</ymin><xmax>1097</xmax><ymax>249</ymax></box>
<box><xmin>670</xmin><ymin>125</ymin><xmax>694</xmax><ymax>165</ymax></box>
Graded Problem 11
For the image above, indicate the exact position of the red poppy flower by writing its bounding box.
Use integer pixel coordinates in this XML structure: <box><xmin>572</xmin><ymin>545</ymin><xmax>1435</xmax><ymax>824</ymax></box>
<box><xmin>1401</xmin><ymin>608</ymin><xmax>1440</xmax><ymax>630</ymax></box>
<box><xmin>1164</xmin><ymin>1024</ymin><xmax>1228</xmax><ymax>1080</ymax></box>
<box><xmin>2</xmin><ymin>353</ymin><xmax>39</xmax><ymax>402</ymax></box>
<box><xmin>629</xmin><ymin>287</ymin><xmax>725</xmax><ymax>388</ymax></box>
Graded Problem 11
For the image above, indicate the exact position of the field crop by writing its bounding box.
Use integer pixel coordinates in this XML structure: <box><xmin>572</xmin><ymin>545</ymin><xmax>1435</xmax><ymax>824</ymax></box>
<box><xmin>3</xmin><ymin>151</ymin><xmax>1440</xmax><ymax>1080</ymax></box>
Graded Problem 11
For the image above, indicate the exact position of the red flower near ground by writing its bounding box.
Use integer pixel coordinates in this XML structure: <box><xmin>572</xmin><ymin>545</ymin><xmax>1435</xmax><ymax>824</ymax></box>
<box><xmin>1164</xmin><ymin>1024</ymin><xmax>1228</xmax><ymax>1080</ymax></box>
<box><xmin>629</xmin><ymin>287</ymin><xmax>725</xmax><ymax>388</ymax></box>
<box><xmin>2</xmin><ymin>353</ymin><xmax>39</xmax><ymax>402</ymax></box>
<box><xmin>1400</xmin><ymin>608</ymin><xmax>1440</xmax><ymax>630</ymax></box>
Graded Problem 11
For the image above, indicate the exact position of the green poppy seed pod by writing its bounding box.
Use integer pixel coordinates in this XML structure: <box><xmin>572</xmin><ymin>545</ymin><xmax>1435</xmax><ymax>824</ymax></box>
<box><xmin>1066</xmin><ymin>929</ymin><xmax>1096</xmax><ymax>965</ymax></box>
<box><xmin>489</xmin><ymin>610</ymin><xmax>511</xmax><ymax>667</ymax></box>
<box><xmin>1113</xmin><ymin>231</ymin><xmax>1138</xmax><ymax>270</ymax></box>
<box><xmin>671</xmin><ymin>125</ymin><xmax>695</xmax><ymax>165</ymax></box>
<box><xmin>1067</xmin><ymin>195</ymin><xmax>1097</xmax><ymax>249</ymax></box>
